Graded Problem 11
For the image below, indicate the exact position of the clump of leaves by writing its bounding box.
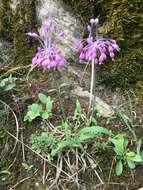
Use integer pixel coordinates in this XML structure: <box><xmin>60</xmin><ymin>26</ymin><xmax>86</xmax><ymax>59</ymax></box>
<box><xmin>24</xmin><ymin>93</ymin><xmax>52</xmax><ymax>122</ymax></box>
<box><xmin>25</xmin><ymin>97</ymin><xmax>143</xmax><ymax>176</ymax></box>
<box><xmin>110</xmin><ymin>134</ymin><xmax>143</xmax><ymax>176</ymax></box>
<box><xmin>29</xmin><ymin>100</ymin><xmax>113</xmax><ymax>162</ymax></box>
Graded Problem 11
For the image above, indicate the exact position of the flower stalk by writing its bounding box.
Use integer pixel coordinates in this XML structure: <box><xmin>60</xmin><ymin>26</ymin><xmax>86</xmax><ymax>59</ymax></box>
<box><xmin>76</xmin><ymin>18</ymin><xmax>120</xmax><ymax>115</ymax></box>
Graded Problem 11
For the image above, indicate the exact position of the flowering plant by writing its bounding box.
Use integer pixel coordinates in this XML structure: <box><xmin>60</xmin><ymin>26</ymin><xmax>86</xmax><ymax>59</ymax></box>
<box><xmin>75</xmin><ymin>18</ymin><xmax>120</xmax><ymax>64</ymax></box>
<box><xmin>76</xmin><ymin>18</ymin><xmax>120</xmax><ymax>114</ymax></box>
<box><xmin>26</xmin><ymin>19</ymin><xmax>66</xmax><ymax>69</ymax></box>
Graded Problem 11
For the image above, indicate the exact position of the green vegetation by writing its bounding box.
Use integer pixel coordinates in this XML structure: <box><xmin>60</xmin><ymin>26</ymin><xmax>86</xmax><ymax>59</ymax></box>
<box><xmin>24</xmin><ymin>95</ymin><xmax>143</xmax><ymax>177</ymax></box>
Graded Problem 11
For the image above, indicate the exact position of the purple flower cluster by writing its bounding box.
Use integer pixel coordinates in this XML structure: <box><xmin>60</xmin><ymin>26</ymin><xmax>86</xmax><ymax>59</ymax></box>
<box><xmin>26</xmin><ymin>19</ymin><xmax>66</xmax><ymax>69</ymax></box>
<box><xmin>75</xmin><ymin>18</ymin><xmax>120</xmax><ymax>64</ymax></box>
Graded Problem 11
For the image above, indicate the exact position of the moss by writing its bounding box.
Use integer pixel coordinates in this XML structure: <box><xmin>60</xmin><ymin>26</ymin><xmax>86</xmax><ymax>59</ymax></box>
<box><xmin>0</xmin><ymin>0</ymin><xmax>37</xmax><ymax>64</ymax></box>
<box><xmin>66</xmin><ymin>0</ymin><xmax>143</xmax><ymax>90</ymax></box>
<box><xmin>12</xmin><ymin>0</ymin><xmax>37</xmax><ymax>64</ymax></box>
<box><xmin>0</xmin><ymin>0</ymin><xmax>13</xmax><ymax>40</ymax></box>
<box><xmin>64</xmin><ymin>0</ymin><xmax>98</xmax><ymax>25</ymax></box>
<box><xmin>98</xmin><ymin>0</ymin><xmax>143</xmax><ymax>89</ymax></box>
<box><xmin>135</xmin><ymin>81</ymin><xmax>143</xmax><ymax>100</ymax></box>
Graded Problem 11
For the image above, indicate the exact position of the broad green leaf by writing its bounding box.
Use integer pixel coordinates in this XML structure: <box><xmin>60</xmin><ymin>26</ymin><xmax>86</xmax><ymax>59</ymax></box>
<box><xmin>126</xmin><ymin>151</ymin><xmax>135</xmax><ymax>158</ymax></box>
<box><xmin>77</xmin><ymin>126</ymin><xmax>113</xmax><ymax>142</ymax></box>
<box><xmin>132</xmin><ymin>154</ymin><xmax>142</xmax><ymax>162</ymax></box>
<box><xmin>110</xmin><ymin>134</ymin><xmax>125</xmax><ymax>156</ymax></box>
<box><xmin>126</xmin><ymin>152</ymin><xmax>142</xmax><ymax>162</ymax></box>
<box><xmin>115</xmin><ymin>160</ymin><xmax>123</xmax><ymax>176</ymax></box>
<box><xmin>24</xmin><ymin>103</ymin><xmax>42</xmax><ymax>122</ymax></box>
<box><xmin>127</xmin><ymin>160</ymin><xmax>136</xmax><ymax>169</ymax></box>
<box><xmin>38</xmin><ymin>93</ymin><xmax>47</xmax><ymax>104</ymax></box>
<box><xmin>30</xmin><ymin>103</ymin><xmax>42</xmax><ymax>112</ymax></box>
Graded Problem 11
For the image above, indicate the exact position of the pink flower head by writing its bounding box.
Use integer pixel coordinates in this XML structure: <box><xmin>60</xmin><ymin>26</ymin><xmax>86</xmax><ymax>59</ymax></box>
<box><xmin>43</xmin><ymin>19</ymin><xmax>53</xmax><ymax>33</ymax></box>
<box><xmin>26</xmin><ymin>19</ymin><xmax>66</xmax><ymax>69</ymax></box>
<box><xmin>76</xmin><ymin>18</ymin><xmax>120</xmax><ymax>65</ymax></box>
<box><xmin>75</xmin><ymin>41</ymin><xmax>83</xmax><ymax>50</ymax></box>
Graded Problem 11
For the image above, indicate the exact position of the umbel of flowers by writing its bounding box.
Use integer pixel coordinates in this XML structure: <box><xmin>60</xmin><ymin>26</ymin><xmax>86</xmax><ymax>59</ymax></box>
<box><xmin>26</xmin><ymin>19</ymin><xmax>66</xmax><ymax>69</ymax></box>
<box><xmin>76</xmin><ymin>18</ymin><xmax>120</xmax><ymax>114</ymax></box>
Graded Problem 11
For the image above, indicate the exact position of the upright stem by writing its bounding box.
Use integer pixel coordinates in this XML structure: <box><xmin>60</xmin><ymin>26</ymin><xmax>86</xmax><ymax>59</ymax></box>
<box><xmin>92</xmin><ymin>61</ymin><xmax>96</xmax><ymax>116</ymax></box>
<box><xmin>88</xmin><ymin>60</ymin><xmax>94</xmax><ymax>113</ymax></box>
<box><xmin>88</xmin><ymin>59</ymin><xmax>96</xmax><ymax>116</ymax></box>
<box><xmin>88</xmin><ymin>19</ymin><xmax>98</xmax><ymax>115</ymax></box>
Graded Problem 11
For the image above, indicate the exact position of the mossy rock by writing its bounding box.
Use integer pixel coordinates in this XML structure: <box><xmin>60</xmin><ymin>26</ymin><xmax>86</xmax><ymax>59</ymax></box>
<box><xmin>0</xmin><ymin>0</ymin><xmax>37</xmax><ymax>65</ymax></box>
<box><xmin>66</xmin><ymin>0</ymin><xmax>143</xmax><ymax>90</ymax></box>
<box><xmin>0</xmin><ymin>0</ymin><xmax>13</xmax><ymax>40</ymax></box>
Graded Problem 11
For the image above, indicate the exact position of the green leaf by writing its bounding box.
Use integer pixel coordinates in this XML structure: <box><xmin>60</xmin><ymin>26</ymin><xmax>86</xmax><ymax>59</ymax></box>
<box><xmin>59</xmin><ymin>121</ymin><xmax>71</xmax><ymax>138</ymax></box>
<box><xmin>76</xmin><ymin>100</ymin><xmax>82</xmax><ymax>113</ymax></box>
<box><xmin>132</xmin><ymin>154</ymin><xmax>142</xmax><ymax>162</ymax></box>
<box><xmin>126</xmin><ymin>152</ymin><xmax>142</xmax><ymax>162</ymax></box>
<box><xmin>126</xmin><ymin>151</ymin><xmax>135</xmax><ymax>158</ymax></box>
<box><xmin>46</xmin><ymin>96</ymin><xmax>52</xmax><ymax>113</ymax></box>
<box><xmin>88</xmin><ymin>116</ymin><xmax>98</xmax><ymax>126</ymax></box>
<box><xmin>115</xmin><ymin>160</ymin><xmax>123</xmax><ymax>176</ymax></box>
<box><xmin>4</xmin><ymin>83</ymin><xmax>16</xmax><ymax>91</ymax></box>
<box><xmin>42</xmin><ymin>111</ymin><xmax>49</xmax><ymax>119</ymax></box>
<box><xmin>127</xmin><ymin>160</ymin><xmax>136</xmax><ymax>169</ymax></box>
<box><xmin>136</xmin><ymin>139</ymin><xmax>142</xmax><ymax>154</ymax></box>
<box><xmin>77</xmin><ymin>126</ymin><xmax>113</xmax><ymax>142</ymax></box>
<box><xmin>51</xmin><ymin>139</ymin><xmax>83</xmax><ymax>157</ymax></box>
<box><xmin>0</xmin><ymin>170</ymin><xmax>11</xmax><ymax>175</ymax></box>
<box><xmin>31</xmin><ymin>103</ymin><xmax>42</xmax><ymax>112</ymax></box>
<box><xmin>110</xmin><ymin>134</ymin><xmax>125</xmax><ymax>156</ymax></box>
<box><xmin>38</xmin><ymin>93</ymin><xmax>47</xmax><ymax>104</ymax></box>
<box><xmin>24</xmin><ymin>103</ymin><xmax>42</xmax><ymax>122</ymax></box>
